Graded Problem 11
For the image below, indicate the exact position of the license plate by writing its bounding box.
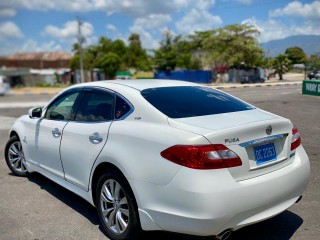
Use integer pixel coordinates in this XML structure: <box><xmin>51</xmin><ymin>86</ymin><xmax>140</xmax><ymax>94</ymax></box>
<box><xmin>254</xmin><ymin>143</ymin><xmax>277</xmax><ymax>165</ymax></box>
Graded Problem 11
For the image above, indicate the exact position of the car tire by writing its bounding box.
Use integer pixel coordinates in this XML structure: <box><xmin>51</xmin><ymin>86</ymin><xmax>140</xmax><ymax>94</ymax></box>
<box><xmin>4</xmin><ymin>135</ymin><xmax>28</xmax><ymax>177</ymax></box>
<box><xmin>96</xmin><ymin>169</ymin><xmax>141</xmax><ymax>240</ymax></box>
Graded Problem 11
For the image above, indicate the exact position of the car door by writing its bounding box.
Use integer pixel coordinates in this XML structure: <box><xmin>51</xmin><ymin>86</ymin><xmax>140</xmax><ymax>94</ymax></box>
<box><xmin>60</xmin><ymin>88</ymin><xmax>115</xmax><ymax>190</ymax></box>
<box><xmin>31</xmin><ymin>90</ymin><xmax>82</xmax><ymax>178</ymax></box>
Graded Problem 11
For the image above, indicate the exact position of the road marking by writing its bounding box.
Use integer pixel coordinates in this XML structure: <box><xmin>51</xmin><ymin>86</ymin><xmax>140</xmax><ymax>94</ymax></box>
<box><xmin>0</xmin><ymin>102</ymin><xmax>47</xmax><ymax>109</ymax></box>
<box><xmin>0</xmin><ymin>116</ymin><xmax>17</xmax><ymax>130</ymax></box>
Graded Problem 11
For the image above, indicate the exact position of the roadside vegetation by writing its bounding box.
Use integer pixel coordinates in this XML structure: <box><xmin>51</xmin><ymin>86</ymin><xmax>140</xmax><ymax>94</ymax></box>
<box><xmin>70</xmin><ymin>23</ymin><xmax>320</xmax><ymax>81</ymax></box>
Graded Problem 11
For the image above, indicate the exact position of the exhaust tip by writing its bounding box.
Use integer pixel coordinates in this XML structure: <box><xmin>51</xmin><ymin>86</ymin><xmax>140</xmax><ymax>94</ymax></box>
<box><xmin>296</xmin><ymin>195</ymin><xmax>302</xmax><ymax>203</ymax></box>
<box><xmin>216</xmin><ymin>230</ymin><xmax>232</xmax><ymax>240</ymax></box>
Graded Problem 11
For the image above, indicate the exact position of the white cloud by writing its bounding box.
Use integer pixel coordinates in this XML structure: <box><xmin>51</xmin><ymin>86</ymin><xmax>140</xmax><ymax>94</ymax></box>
<box><xmin>105</xmin><ymin>24</ymin><xmax>128</xmax><ymax>44</ymax></box>
<box><xmin>0</xmin><ymin>0</ymin><xmax>217</xmax><ymax>19</ymax></box>
<box><xmin>0</xmin><ymin>8</ymin><xmax>16</xmax><ymax>17</ymax></box>
<box><xmin>129</xmin><ymin>25</ymin><xmax>159</xmax><ymax>50</ymax></box>
<box><xmin>242</xmin><ymin>17</ymin><xmax>320</xmax><ymax>43</ymax></box>
<box><xmin>43</xmin><ymin>20</ymin><xmax>94</xmax><ymax>41</ymax></box>
<box><xmin>127</xmin><ymin>13</ymin><xmax>173</xmax><ymax>50</ymax></box>
<box><xmin>134</xmin><ymin>14</ymin><xmax>172</xmax><ymax>29</ymax></box>
<box><xmin>94</xmin><ymin>0</ymin><xmax>192</xmax><ymax>17</ymax></box>
<box><xmin>237</xmin><ymin>0</ymin><xmax>253</xmax><ymax>5</ymax></box>
<box><xmin>175</xmin><ymin>0</ymin><xmax>221</xmax><ymax>35</ymax></box>
<box><xmin>18</xmin><ymin>39</ymin><xmax>62</xmax><ymax>52</ymax></box>
<box><xmin>270</xmin><ymin>1</ymin><xmax>320</xmax><ymax>20</ymax></box>
<box><xmin>106</xmin><ymin>24</ymin><xmax>117</xmax><ymax>32</ymax></box>
<box><xmin>0</xmin><ymin>21</ymin><xmax>23</xmax><ymax>40</ymax></box>
<box><xmin>1</xmin><ymin>0</ymin><xmax>193</xmax><ymax>16</ymax></box>
<box><xmin>0</xmin><ymin>0</ymin><xmax>95</xmax><ymax>12</ymax></box>
<box><xmin>176</xmin><ymin>8</ymin><xmax>222</xmax><ymax>35</ymax></box>
<box><xmin>192</xmin><ymin>0</ymin><xmax>216</xmax><ymax>10</ymax></box>
<box><xmin>0</xmin><ymin>39</ymin><xmax>62</xmax><ymax>55</ymax></box>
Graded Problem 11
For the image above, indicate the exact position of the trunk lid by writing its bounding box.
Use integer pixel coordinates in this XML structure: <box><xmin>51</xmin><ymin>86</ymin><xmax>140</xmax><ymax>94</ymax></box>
<box><xmin>168</xmin><ymin>109</ymin><xmax>294</xmax><ymax>181</ymax></box>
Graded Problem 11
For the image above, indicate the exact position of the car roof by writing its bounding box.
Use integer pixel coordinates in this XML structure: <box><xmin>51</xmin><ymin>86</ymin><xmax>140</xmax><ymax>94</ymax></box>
<box><xmin>74</xmin><ymin>79</ymin><xmax>200</xmax><ymax>91</ymax></box>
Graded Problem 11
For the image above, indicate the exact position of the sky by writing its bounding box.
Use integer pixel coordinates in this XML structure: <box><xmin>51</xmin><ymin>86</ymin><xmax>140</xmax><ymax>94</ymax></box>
<box><xmin>0</xmin><ymin>0</ymin><xmax>319</xmax><ymax>55</ymax></box>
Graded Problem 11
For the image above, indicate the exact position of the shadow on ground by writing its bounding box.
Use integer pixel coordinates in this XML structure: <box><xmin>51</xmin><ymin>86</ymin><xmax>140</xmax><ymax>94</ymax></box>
<box><xmin>26</xmin><ymin>173</ymin><xmax>303</xmax><ymax>240</ymax></box>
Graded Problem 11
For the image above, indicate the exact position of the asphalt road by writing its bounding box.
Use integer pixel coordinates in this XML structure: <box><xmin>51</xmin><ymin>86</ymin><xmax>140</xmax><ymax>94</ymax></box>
<box><xmin>0</xmin><ymin>85</ymin><xmax>319</xmax><ymax>240</ymax></box>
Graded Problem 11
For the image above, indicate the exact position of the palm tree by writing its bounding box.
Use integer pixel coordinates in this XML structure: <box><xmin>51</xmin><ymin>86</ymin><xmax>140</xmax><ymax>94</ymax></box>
<box><xmin>71</xmin><ymin>43</ymin><xmax>80</xmax><ymax>55</ymax></box>
<box><xmin>273</xmin><ymin>54</ymin><xmax>292</xmax><ymax>80</ymax></box>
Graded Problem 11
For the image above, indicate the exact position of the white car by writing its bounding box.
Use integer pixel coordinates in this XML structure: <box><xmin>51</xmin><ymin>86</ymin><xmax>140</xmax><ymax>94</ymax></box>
<box><xmin>0</xmin><ymin>75</ymin><xmax>10</xmax><ymax>95</ymax></box>
<box><xmin>5</xmin><ymin>80</ymin><xmax>310</xmax><ymax>240</ymax></box>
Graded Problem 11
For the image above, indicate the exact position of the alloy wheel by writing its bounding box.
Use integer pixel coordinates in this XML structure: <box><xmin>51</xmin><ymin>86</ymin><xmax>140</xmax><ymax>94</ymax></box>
<box><xmin>100</xmin><ymin>179</ymin><xmax>130</xmax><ymax>234</ymax></box>
<box><xmin>7</xmin><ymin>141</ymin><xmax>27</xmax><ymax>173</ymax></box>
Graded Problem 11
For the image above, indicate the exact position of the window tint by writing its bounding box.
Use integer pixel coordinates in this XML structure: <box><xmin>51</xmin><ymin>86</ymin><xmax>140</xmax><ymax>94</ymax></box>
<box><xmin>45</xmin><ymin>92</ymin><xmax>79</xmax><ymax>120</ymax></box>
<box><xmin>141</xmin><ymin>86</ymin><xmax>254</xmax><ymax>118</ymax></box>
<box><xmin>115</xmin><ymin>96</ymin><xmax>131</xmax><ymax>119</ymax></box>
<box><xmin>75</xmin><ymin>92</ymin><xmax>114</xmax><ymax>122</ymax></box>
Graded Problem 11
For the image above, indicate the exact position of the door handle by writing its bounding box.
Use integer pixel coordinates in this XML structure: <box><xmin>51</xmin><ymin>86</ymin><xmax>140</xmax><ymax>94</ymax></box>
<box><xmin>89</xmin><ymin>132</ymin><xmax>103</xmax><ymax>144</ymax></box>
<box><xmin>52</xmin><ymin>128</ymin><xmax>61</xmax><ymax>138</ymax></box>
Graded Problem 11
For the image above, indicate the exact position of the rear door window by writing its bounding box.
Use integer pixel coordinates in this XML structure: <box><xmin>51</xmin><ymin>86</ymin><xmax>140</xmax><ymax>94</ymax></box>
<box><xmin>75</xmin><ymin>92</ymin><xmax>114</xmax><ymax>122</ymax></box>
<box><xmin>115</xmin><ymin>95</ymin><xmax>131</xmax><ymax>119</ymax></box>
<box><xmin>141</xmin><ymin>86</ymin><xmax>254</xmax><ymax>118</ymax></box>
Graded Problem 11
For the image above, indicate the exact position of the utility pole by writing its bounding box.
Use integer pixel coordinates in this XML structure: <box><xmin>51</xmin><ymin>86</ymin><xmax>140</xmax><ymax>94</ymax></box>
<box><xmin>77</xmin><ymin>16</ymin><xmax>84</xmax><ymax>83</ymax></box>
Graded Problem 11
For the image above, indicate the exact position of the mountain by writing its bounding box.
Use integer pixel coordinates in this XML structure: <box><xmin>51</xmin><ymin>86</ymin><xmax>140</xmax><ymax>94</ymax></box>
<box><xmin>261</xmin><ymin>35</ymin><xmax>320</xmax><ymax>57</ymax></box>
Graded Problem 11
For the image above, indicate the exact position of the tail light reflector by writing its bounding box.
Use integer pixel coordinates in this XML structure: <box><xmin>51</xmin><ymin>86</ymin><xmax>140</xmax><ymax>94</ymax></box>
<box><xmin>161</xmin><ymin>144</ymin><xmax>242</xmax><ymax>170</ymax></box>
<box><xmin>291</xmin><ymin>126</ymin><xmax>301</xmax><ymax>151</ymax></box>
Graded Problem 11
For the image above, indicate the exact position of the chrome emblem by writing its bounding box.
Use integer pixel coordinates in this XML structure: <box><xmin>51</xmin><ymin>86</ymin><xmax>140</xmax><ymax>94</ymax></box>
<box><xmin>266</xmin><ymin>125</ymin><xmax>272</xmax><ymax>135</ymax></box>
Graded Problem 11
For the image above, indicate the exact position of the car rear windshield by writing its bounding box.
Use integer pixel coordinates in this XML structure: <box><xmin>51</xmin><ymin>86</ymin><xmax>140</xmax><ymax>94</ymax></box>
<box><xmin>141</xmin><ymin>86</ymin><xmax>254</xmax><ymax>118</ymax></box>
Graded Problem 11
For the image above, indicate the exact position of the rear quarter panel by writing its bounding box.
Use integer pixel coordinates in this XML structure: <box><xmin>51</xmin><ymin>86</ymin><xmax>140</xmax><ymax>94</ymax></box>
<box><xmin>91</xmin><ymin>120</ymin><xmax>210</xmax><ymax>187</ymax></box>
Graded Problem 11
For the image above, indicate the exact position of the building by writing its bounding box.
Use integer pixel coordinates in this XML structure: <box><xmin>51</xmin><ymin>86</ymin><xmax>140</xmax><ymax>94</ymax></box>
<box><xmin>0</xmin><ymin>52</ymin><xmax>72</xmax><ymax>69</ymax></box>
<box><xmin>0</xmin><ymin>52</ymin><xmax>72</xmax><ymax>86</ymax></box>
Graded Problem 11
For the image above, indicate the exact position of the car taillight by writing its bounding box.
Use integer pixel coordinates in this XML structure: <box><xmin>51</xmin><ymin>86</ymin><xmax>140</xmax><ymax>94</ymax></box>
<box><xmin>160</xmin><ymin>144</ymin><xmax>242</xmax><ymax>170</ymax></box>
<box><xmin>291</xmin><ymin>126</ymin><xmax>301</xmax><ymax>151</ymax></box>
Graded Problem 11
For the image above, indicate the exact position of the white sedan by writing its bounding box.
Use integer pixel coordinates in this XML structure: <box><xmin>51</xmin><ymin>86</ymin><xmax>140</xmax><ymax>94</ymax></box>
<box><xmin>5</xmin><ymin>80</ymin><xmax>310</xmax><ymax>240</ymax></box>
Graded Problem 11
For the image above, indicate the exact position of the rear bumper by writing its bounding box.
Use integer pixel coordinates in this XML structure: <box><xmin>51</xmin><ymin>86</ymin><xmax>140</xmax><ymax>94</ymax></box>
<box><xmin>132</xmin><ymin>145</ymin><xmax>310</xmax><ymax>236</ymax></box>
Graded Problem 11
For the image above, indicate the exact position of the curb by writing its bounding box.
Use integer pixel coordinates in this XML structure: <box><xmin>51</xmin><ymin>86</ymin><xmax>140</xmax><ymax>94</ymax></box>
<box><xmin>210</xmin><ymin>81</ymin><xmax>302</xmax><ymax>90</ymax></box>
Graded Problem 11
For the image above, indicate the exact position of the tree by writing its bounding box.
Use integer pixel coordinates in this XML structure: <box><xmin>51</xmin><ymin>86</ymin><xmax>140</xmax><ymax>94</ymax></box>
<box><xmin>71</xmin><ymin>43</ymin><xmax>80</xmax><ymax>55</ymax></box>
<box><xmin>203</xmin><ymin>24</ymin><xmax>264</xmax><ymax>67</ymax></box>
<box><xmin>84</xmin><ymin>45</ymin><xmax>100</xmax><ymax>81</ymax></box>
<box><xmin>273</xmin><ymin>54</ymin><xmax>291</xmax><ymax>80</ymax></box>
<box><xmin>125</xmin><ymin>33</ymin><xmax>151</xmax><ymax>71</ymax></box>
<box><xmin>69</xmin><ymin>55</ymin><xmax>80</xmax><ymax>71</ymax></box>
<box><xmin>112</xmin><ymin>39</ymin><xmax>127</xmax><ymax>64</ymax></box>
<box><xmin>306</xmin><ymin>54</ymin><xmax>320</xmax><ymax>70</ymax></box>
<box><xmin>153</xmin><ymin>33</ymin><xmax>202</xmax><ymax>70</ymax></box>
<box><xmin>97</xmin><ymin>52</ymin><xmax>121</xmax><ymax>79</ymax></box>
<box><xmin>153</xmin><ymin>32</ymin><xmax>177</xmax><ymax>70</ymax></box>
<box><xmin>285</xmin><ymin>47</ymin><xmax>306</xmax><ymax>64</ymax></box>
<box><xmin>188</xmin><ymin>30</ymin><xmax>213</xmax><ymax>49</ymax></box>
<box><xmin>98</xmin><ymin>37</ymin><xmax>114</xmax><ymax>53</ymax></box>
<box><xmin>174</xmin><ymin>35</ymin><xmax>202</xmax><ymax>70</ymax></box>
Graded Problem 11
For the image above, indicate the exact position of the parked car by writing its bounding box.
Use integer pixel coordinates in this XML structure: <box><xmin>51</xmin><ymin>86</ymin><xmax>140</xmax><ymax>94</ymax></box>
<box><xmin>307</xmin><ymin>70</ymin><xmax>320</xmax><ymax>80</ymax></box>
<box><xmin>0</xmin><ymin>75</ymin><xmax>10</xmax><ymax>95</ymax></box>
<box><xmin>240</xmin><ymin>75</ymin><xmax>265</xmax><ymax>84</ymax></box>
<box><xmin>5</xmin><ymin>80</ymin><xmax>310</xmax><ymax>240</ymax></box>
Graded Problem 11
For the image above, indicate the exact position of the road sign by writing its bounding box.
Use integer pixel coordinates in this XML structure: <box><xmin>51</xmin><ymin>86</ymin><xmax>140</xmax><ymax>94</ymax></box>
<box><xmin>302</xmin><ymin>80</ymin><xmax>320</xmax><ymax>96</ymax></box>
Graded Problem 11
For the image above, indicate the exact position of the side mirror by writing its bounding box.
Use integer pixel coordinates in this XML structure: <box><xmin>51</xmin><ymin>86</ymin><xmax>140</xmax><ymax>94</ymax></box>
<box><xmin>28</xmin><ymin>107</ymin><xmax>42</xmax><ymax>119</ymax></box>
